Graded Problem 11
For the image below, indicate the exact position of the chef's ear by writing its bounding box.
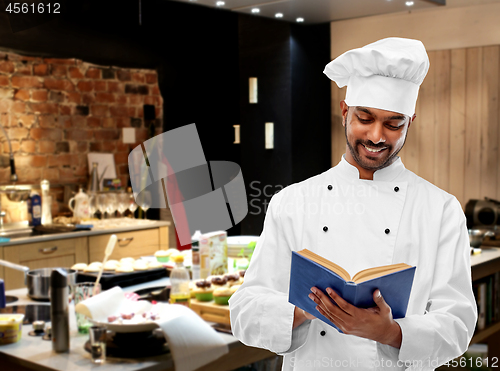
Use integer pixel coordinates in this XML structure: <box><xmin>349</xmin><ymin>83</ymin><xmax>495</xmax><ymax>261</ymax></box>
<box><xmin>409</xmin><ymin>113</ymin><xmax>416</xmax><ymax>129</ymax></box>
<box><xmin>340</xmin><ymin>101</ymin><xmax>349</xmax><ymax>126</ymax></box>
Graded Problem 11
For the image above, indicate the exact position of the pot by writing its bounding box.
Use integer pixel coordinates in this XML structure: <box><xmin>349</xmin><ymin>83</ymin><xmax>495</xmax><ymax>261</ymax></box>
<box><xmin>468</xmin><ymin>228</ymin><xmax>495</xmax><ymax>248</ymax></box>
<box><xmin>0</xmin><ymin>259</ymin><xmax>77</xmax><ymax>301</ymax></box>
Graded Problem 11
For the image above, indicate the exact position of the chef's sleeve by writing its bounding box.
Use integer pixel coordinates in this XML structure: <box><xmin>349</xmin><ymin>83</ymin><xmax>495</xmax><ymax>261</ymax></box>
<box><xmin>394</xmin><ymin>197</ymin><xmax>478</xmax><ymax>369</ymax></box>
<box><xmin>229</xmin><ymin>190</ymin><xmax>311</xmax><ymax>354</ymax></box>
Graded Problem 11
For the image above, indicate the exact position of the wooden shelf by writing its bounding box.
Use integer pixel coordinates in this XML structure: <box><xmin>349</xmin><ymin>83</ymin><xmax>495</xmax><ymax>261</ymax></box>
<box><xmin>471</xmin><ymin>321</ymin><xmax>500</xmax><ymax>345</ymax></box>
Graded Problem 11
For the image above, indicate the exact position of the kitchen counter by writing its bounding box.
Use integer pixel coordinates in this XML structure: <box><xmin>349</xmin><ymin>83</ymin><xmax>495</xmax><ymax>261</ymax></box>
<box><xmin>0</xmin><ymin>219</ymin><xmax>171</xmax><ymax>247</ymax></box>
<box><xmin>0</xmin><ymin>278</ymin><xmax>275</xmax><ymax>371</ymax></box>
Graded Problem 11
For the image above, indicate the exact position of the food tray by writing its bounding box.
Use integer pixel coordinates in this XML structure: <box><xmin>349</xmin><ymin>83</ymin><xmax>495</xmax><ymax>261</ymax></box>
<box><xmin>77</xmin><ymin>268</ymin><xmax>168</xmax><ymax>290</ymax></box>
<box><xmin>190</xmin><ymin>299</ymin><xmax>230</xmax><ymax>326</ymax></box>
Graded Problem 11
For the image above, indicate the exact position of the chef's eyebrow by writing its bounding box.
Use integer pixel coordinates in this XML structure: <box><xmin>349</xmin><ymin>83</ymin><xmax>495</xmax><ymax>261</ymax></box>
<box><xmin>355</xmin><ymin>107</ymin><xmax>407</xmax><ymax>121</ymax></box>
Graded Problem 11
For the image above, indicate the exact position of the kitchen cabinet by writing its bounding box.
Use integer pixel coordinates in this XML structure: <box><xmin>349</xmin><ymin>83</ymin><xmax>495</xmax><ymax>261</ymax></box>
<box><xmin>1</xmin><ymin>221</ymin><xmax>170</xmax><ymax>290</ymax></box>
<box><xmin>89</xmin><ymin>228</ymin><xmax>165</xmax><ymax>262</ymax></box>
<box><xmin>469</xmin><ymin>248</ymin><xmax>500</xmax><ymax>359</ymax></box>
<box><xmin>3</xmin><ymin>237</ymin><xmax>88</xmax><ymax>290</ymax></box>
<box><xmin>0</xmin><ymin>247</ymin><xmax>4</xmax><ymax>283</ymax></box>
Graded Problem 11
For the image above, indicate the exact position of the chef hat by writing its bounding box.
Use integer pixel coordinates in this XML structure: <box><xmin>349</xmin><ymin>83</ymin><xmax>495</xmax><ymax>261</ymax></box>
<box><xmin>323</xmin><ymin>37</ymin><xmax>430</xmax><ymax>117</ymax></box>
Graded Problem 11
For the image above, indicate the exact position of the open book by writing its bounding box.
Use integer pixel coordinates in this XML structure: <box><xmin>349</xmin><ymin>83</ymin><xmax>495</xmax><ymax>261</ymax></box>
<box><xmin>288</xmin><ymin>249</ymin><xmax>416</xmax><ymax>331</ymax></box>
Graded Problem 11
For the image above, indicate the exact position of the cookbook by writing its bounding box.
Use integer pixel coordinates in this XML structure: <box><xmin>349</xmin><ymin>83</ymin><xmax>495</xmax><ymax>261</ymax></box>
<box><xmin>288</xmin><ymin>249</ymin><xmax>416</xmax><ymax>332</ymax></box>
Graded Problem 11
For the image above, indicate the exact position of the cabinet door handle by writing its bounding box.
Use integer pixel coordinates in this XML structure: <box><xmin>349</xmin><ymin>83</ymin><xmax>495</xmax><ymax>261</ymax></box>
<box><xmin>39</xmin><ymin>246</ymin><xmax>58</xmax><ymax>254</ymax></box>
<box><xmin>117</xmin><ymin>237</ymin><xmax>134</xmax><ymax>246</ymax></box>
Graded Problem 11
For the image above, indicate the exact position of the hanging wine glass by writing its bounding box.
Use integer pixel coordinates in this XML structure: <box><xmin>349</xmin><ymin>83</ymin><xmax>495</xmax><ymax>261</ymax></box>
<box><xmin>116</xmin><ymin>193</ymin><xmax>129</xmax><ymax>218</ymax></box>
<box><xmin>128</xmin><ymin>193</ymin><xmax>138</xmax><ymax>218</ymax></box>
<box><xmin>88</xmin><ymin>193</ymin><xmax>98</xmax><ymax>219</ymax></box>
<box><xmin>105</xmin><ymin>193</ymin><xmax>118</xmax><ymax>219</ymax></box>
<box><xmin>96</xmin><ymin>193</ymin><xmax>108</xmax><ymax>220</ymax></box>
<box><xmin>137</xmin><ymin>190</ymin><xmax>152</xmax><ymax>219</ymax></box>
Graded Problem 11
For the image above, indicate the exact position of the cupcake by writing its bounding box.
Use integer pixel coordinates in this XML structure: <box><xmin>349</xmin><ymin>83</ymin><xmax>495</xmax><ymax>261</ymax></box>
<box><xmin>154</xmin><ymin>250</ymin><xmax>170</xmax><ymax>263</ymax></box>
<box><xmin>71</xmin><ymin>263</ymin><xmax>87</xmax><ymax>271</ymax></box>
<box><xmin>104</xmin><ymin>260</ymin><xmax>119</xmax><ymax>271</ymax></box>
<box><xmin>230</xmin><ymin>284</ymin><xmax>241</xmax><ymax>294</ymax></box>
<box><xmin>224</xmin><ymin>273</ymin><xmax>240</xmax><ymax>287</ymax></box>
<box><xmin>120</xmin><ymin>257</ymin><xmax>135</xmax><ymax>265</ymax></box>
<box><xmin>238</xmin><ymin>270</ymin><xmax>246</xmax><ymax>284</ymax></box>
<box><xmin>193</xmin><ymin>280</ymin><xmax>214</xmax><ymax>301</ymax></box>
<box><xmin>133</xmin><ymin>261</ymin><xmax>149</xmax><ymax>271</ymax></box>
<box><xmin>213</xmin><ymin>287</ymin><xmax>233</xmax><ymax>305</ymax></box>
<box><xmin>210</xmin><ymin>275</ymin><xmax>228</xmax><ymax>288</ymax></box>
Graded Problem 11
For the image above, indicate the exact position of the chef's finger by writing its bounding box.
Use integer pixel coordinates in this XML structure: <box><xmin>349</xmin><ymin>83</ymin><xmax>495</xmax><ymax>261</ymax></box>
<box><xmin>325</xmin><ymin>287</ymin><xmax>355</xmax><ymax>315</ymax></box>
<box><xmin>311</xmin><ymin>287</ymin><xmax>350</xmax><ymax>318</ymax></box>
<box><xmin>373</xmin><ymin>289</ymin><xmax>391</xmax><ymax>315</ymax></box>
<box><xmin>316</xmin><ymin>305</ymin><xmax>345</xmax><ymax>332</ymax></box>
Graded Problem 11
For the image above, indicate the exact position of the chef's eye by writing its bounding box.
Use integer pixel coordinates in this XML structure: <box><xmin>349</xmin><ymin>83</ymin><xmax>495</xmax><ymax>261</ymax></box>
<box><xmin>357</xmin><ymin>116</ymin><xmax>372</xmax><ymax>123</ymax></box>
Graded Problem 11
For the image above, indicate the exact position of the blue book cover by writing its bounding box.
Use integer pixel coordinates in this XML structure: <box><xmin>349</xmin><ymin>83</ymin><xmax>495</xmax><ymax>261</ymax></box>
<box><xmin>288</xmin><ymin>250</ymin><xmax>416</xmax><ymax>332</ymax></box>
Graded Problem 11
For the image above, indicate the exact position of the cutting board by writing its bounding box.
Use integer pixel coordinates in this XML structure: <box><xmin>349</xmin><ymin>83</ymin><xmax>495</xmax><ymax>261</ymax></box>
<box><xmin>190</xmin><ymin>299</ymin><xmax>231</xmax><ymax>325</ymax></box>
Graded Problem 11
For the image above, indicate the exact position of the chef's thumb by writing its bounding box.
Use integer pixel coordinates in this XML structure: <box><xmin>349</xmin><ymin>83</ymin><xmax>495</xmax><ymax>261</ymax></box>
<box><xmin>373</xmin><ymin>290</ymin><xmax>391</xmax><ymax>313</ymax></box>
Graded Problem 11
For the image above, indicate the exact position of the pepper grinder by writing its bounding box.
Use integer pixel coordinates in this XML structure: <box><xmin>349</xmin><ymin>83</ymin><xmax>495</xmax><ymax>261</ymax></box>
<box><xmin>50</xmin><ymin>269</ymin><xmax>70</xmax><ymax>353</ymax></box>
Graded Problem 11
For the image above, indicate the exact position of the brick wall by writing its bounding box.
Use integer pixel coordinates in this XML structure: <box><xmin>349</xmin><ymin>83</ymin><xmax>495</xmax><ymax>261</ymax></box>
<box><xmin>0</xmin><ymin>51</ymin><xmax>163</xmax><ymax>215</ymax></box>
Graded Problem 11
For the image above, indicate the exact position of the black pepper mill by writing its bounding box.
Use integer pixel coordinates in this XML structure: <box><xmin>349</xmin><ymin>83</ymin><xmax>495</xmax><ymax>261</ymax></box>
<box><xmin>50</xmin><ymin>269</ymin><xmax>70</xmax><ymax>353</ymax></box>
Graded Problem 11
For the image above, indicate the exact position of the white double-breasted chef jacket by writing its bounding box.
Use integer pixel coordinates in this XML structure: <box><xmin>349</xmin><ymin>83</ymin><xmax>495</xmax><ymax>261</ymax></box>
<box><xmin>229</xmin><ymin>155</ymin><xmax>477</xmax><ymax>371</ymax></box>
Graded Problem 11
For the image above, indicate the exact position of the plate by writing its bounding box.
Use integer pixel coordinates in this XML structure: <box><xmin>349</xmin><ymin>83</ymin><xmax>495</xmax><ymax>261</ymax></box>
<box><xmin>89</xmin><ymin>300</ymin><xmax>162</xmax><ymax>333</ymax></box>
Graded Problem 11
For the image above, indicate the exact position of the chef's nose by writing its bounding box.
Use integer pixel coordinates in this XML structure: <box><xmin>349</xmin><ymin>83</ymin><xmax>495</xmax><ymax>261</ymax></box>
<box><xmin>367</xmin><ymin>123</ymin><xmax>386</xmax><ymax>144</ymax></box>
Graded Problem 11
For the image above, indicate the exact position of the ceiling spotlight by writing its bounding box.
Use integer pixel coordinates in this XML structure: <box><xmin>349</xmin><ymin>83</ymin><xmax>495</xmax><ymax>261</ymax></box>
<box><xmin>216</xmin><ymin>1</ymin><xmax>225</xmax><ymax>6</ymax></box>
<box><xmin>405</xmin><ymin>1</ymin><xmax>414</xmax><ymax>5</ymax></box>
<box><xmin>251</xmin><ymin>8</ymin><xmax>260</xmax><ymax>13</ymax></box>
<box><xmin>275</xmin><ymin>13</ymin><xmax>283</xmax><ymax>18</ymax></box>
<box><xmin>296</xmin><ymin>17</ymin><xmax>304</xmax><ymax>23</ymax></box>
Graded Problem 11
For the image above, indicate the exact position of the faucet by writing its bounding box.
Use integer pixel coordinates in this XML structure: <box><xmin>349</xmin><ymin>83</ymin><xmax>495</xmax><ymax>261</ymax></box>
<box><xmin>0</xmin><ymin>123</ymin><xmax>17</xmax><ymax>183</ymax></box>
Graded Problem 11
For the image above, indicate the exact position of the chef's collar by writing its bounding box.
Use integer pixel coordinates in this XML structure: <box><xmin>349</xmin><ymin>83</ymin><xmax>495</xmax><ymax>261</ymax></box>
<box><xmin>338</xmin><ymin>154</ymin><xmax>405</xmax><ymax>182</ymax></box>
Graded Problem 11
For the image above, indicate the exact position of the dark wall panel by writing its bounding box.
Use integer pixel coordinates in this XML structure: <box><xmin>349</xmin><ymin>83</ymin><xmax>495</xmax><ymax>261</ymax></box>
<box><xmin>291</xmin><ymin>23</ymin><xmax>331</xmax><ymax>183</ymax></box>
<box><xmin>238</xmin><ymin>14</ymin><xmax>292</xmax><ymax>235</ymax></box>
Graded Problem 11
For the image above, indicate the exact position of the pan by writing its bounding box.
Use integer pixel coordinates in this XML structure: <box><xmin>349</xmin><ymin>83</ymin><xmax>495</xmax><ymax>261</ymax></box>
<box><xmin>0</xmin><ymin>259</ymin><xmax>77</xmax><ymax>301</ymax></box>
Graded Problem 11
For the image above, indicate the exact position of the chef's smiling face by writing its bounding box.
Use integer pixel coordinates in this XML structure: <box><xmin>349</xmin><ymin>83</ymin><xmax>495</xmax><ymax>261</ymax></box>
<box><xmin>341</xmin><ymin>101</ymin><xmax>415</xmax><ymax>180</ymax></box>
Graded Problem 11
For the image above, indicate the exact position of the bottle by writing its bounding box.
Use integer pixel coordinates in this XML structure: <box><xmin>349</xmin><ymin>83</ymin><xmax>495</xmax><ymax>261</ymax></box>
<box><xmin>50</xmin><ymin>269</ymin><xmax>70</xmax><ymax>353</ymax></box>
<box><xmin>169</xmin><ymin>255</ymin><xmax>191</xmax><ymax>307</ymax></box>
<box><xmin>40</xmin><ymin>180</ymin><xmax>52</xmax><ymax>225</ymax></box>
<box><xmin>191</xmin><ymin>230</ymin><xmax>202</xmax><ymax>280</ymax></box>
<box><xmin>27</xmin><ymin>192</ymin><xmax>42</xmax><ymax>227</ymax></box>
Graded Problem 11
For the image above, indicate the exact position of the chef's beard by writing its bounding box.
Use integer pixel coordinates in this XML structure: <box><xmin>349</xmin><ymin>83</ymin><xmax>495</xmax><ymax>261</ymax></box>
<box><xmin>344</xmin><ymin>115</ymin><xmax>407</xmax><ymax>171</ymax></box>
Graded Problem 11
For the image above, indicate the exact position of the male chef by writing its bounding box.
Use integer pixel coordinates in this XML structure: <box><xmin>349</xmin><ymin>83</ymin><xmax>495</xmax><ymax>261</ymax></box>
<box><xmin>229</xmin><ymin>37</ymin><xmax>478</xmax><ymax>370</ymax></box>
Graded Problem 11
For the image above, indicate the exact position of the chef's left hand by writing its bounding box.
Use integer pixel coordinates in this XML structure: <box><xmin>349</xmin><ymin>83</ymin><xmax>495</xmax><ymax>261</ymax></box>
<box><xmin>309</xmin><ymin>287</ymin><xmax>402</xmax><ymax>348</ymax></box>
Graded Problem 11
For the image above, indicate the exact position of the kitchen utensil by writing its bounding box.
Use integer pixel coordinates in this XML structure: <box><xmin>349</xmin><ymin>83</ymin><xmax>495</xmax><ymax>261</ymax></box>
<box><xmin>50</xmin><ymin>268</ymin><xmax>69</xmax><ymax>353</ymax></box>
<box><xmin>134</xmin><ymin>286</ymin><xmax>171</xmax><ymax>302</ymax></box>
<box><xmin>89</xmin><ymin>300</ymin><xmax>160</xmax><ymax>333</ymax></box>
<box><xmin>88</xmin><ymin>163</ymin><xmax>107</xmax><ymax>193</ymax></box>
<box><xmin>465</xmin><ymin>199</ymin><xmax>500</xmax><ymax>228</ymax></box>
<box><xmin>89</xmin><ymin>326</ymin><xmax>107</xmax><ymax>363</ymax></box>
<box><xmin>76</xmin><ymin>267</ymin><xmax>168</xmax><ymax>290</ymax></box>
<box><xmin>0</xmin><ymin>260</ymin><xmax>76</xmax><ymax>300</ymax></box>
<box><xmin>95</xmin><ymin>234</ymin><xmax>117</xmax><ymax>290</ymax></box>
<box><xmin>468</xmin><ymin>228</ymin><xmax>495</xmax><ymax>248</ymax></box>
<box><xmin>74</xmin><ymin>282</ymin><xmax>101</xmax><ymax>334</ymax></box>
<box><xmin>68</xmin><ymin>188</ymin><xmax>91</xmax><ymax>220</ymax></box>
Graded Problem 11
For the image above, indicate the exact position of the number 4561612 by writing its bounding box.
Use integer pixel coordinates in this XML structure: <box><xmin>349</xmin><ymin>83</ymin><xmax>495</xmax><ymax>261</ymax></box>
<box><xmin>5</xmin><ymin>2</ymin><xmax>60</xmax><ymax>14</ymax></box>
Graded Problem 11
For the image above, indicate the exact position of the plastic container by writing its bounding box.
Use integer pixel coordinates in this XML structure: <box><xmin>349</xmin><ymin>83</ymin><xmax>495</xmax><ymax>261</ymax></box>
<box><xmin>169</xmin><ymin>255</ymin><xmax>191</xmax><ymax>307</ymax></box>
<box><xmin>227</xmin><ymin>235</ymin><xmax>259</xmax><ymax>258</ymax></box>
<box><xmin>0</xmin><ymin>314</ymin><xmax>24</xmax><ymax>345</ymax></box>
<box><xmin>191</xmin><ymin>230</ymin><xmax>202</xmax><ymax>280</ymax></box>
